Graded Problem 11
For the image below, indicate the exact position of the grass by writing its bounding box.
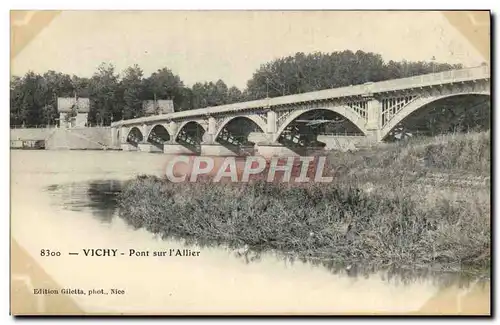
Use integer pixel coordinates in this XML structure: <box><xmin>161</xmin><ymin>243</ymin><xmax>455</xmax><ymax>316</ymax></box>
<box><xmin>117</xmin><ymin>131</ymin><xmax>491</xmax><ymax>282</ymax></box>
<box><xmin>325</xmin><ymin>131</ymin><xmax>490</xmax><ymax>185</ymax></box>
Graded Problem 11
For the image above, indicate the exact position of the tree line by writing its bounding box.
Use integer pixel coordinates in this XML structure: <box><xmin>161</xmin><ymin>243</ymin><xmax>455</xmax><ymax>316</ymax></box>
<box><xmin>10</xmin><ymin>50</ymin><xmax>464</xmax><ymax>127</ymax></box>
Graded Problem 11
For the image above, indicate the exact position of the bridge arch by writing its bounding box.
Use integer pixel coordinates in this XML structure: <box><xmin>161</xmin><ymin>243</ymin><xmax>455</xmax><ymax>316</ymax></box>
<box><xmin>174</xmin><ymin>121</ymin><xmax>207</xmax><ymax>141</ymax></box>
<box><xmin>380</xmin><ymin>91</ymin><xmax>491</xmax><ymax>140</ymax></box>
<box><xmin>214</xmin><ymin>115</ymin><xmax>267</xmax><ymax>139</ymax></box>
<box><xmin>273</xmin><ymin>105</ymin><xmax>367</xmax><ymax>142</ymax></box>
<box><xmin>126</xmin><ymin>126</ymin><xmax>144</xmax><ymax>143</ymax></box>
<box><xmin>146</xmin><ymin>124</ymin><xmax>171</xmax><ymax>143</ymax></box>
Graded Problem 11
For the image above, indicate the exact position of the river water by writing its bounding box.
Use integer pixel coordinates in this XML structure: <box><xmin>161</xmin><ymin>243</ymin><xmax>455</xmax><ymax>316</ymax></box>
<box><xmin>11</xmin><ymin>150</ymin><xmax>490</xmax><ymax>314</ymax></box>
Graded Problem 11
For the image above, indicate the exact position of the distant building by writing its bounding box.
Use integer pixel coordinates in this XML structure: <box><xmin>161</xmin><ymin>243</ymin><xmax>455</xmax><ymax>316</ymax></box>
<box><xmin>57</xmin><ymin>97</ymin><xmax>90</xmax><ymax>128</ymax></box>
<box><xmin>142</xmin><ymin>99</ymin><xmax>175</xmax><ymax>116</ymax></box>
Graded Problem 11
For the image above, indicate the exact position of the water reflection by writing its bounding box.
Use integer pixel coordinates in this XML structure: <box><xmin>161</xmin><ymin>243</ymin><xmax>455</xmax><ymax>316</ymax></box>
<box><xmin>46</xmin><ymin>180</ymin><xmax>123</xmax><ymax>223</ymax></box>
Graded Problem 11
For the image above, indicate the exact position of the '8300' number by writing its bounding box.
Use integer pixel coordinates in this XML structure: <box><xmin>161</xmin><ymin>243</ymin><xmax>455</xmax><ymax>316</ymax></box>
<box><xmin>40</xmin><ymin>249</ymin><xmax>61</xmax><ymax>257</ymax></box>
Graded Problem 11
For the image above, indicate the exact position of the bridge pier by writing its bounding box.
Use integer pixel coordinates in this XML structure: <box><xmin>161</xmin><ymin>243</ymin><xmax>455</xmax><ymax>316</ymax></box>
<box><xmin>364</xmin><ymin>130</ymin><xmax>381</xmax><ymax>144</ymax></box>
<box><xmin>192</xmin><ymin>116</ymin><xmax>218</xmax><ymax>146</ymax></box>
<box><xmin>365</xmin><ymin>97</ymin><xmax>382</xmax><ymax>143</ymax></box>
<box><xmin>163</xmin><ymin>143</ymin><xmax>198</xmax><ymax>155</ymax></box>
<box><xmin>255</xmin><ymin>142</ymin><xmax>324</xmax><ymax>158</ymax></box>
<box><xmin>121</xmin><ymin>143</ymin><xmax>139</xmax><ymax>151</ymax></box>
<box><xmin>200</xmin><ymin>143</ymin><xmax>241</xmax><ymax>156</ymax></box>
<box><xmin>200</xmin><ymin>117</ymin><xmax>245</xmax><ymax>156</ymax></box>
<box><xmin>110</xmin><ymin>128</ymin><xmax>117</xmax><ymax>147</ymax></box>
<box><xmin>137</xmin><ymin>143</ymin><xmax>163</xmax><ymax>153</ymax></box>
<box><xmin>255</xmin><ymin>143</ymin><xmax>297</xmax><ymax>158</ymax></box>
<box><xmin>316</xmin><ymin>135</ymin><xmax>370</xmax><ymax>151</ymax></box>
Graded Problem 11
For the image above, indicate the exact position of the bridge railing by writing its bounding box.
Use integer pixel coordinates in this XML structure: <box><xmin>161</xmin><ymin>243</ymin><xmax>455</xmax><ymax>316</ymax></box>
<box><xmin>370</xmin><ymin>65</ymin><xmax>490</xmax><ymax>94</ymax></box>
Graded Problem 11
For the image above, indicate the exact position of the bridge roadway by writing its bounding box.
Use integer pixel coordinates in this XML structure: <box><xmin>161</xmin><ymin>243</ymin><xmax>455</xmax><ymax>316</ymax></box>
<box><xmin>110</xmin><ymin>66</ymin><xmax>490</xmax><ymax>157</ymax></box>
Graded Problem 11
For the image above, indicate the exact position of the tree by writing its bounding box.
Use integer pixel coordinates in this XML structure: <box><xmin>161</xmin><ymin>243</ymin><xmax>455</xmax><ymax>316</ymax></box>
<box><xmin>17</xmin><ymin>71</ymin><xmax>47</xmax><ymax>127</ymax></box>
<box><xmin>188</xmin><ymin>80</ymin><xmax>236</xmax><ymax>109</ymax></box>
<box><xmin>71</xmin><ymin>75</ymin><xmax>91</xmax><ymax>98</ymax></box>
<box><xmin>227</xmin><ymin>86</ymin><xmax>243</xmax><ymax>104</ymax></box>
<box><xmin>41</xmin><ymin>104</ymin><xmax>58</xmax><ymax>126</ymax></box>
<box><xmin>177</xmin><ymin>87</ymin><xmax>193</xmax><ymax>111</ymax></box>
<box><xmin>143</xmin><ymin>68</ymin><xmax>185</xmax><ymax>110</ymax></box>
<box><xmin>245</xmin><ymin>51</ymin><xmax>464</xmax><ymax>100</ymax></box>
<box><xmin>43</xmin><ymin>70</ymin><xmax>74</xmax><ymax>98</ymax></box>
<box><xmin>41</xmin><ymin>70</ymin><xmax>74</xmax><ymax>125</ymax></box>
<box><xmin>10</xmin><ymin>75</ymin><xmax>24</xmax><ymax>126</ymax></box>
<box><xmin>214</xmin><ymin>79</ymin><xmax>229</xmax><ymax>105</ymax></box>
<box><xmin>191</xmin><ymin>82</ymin><xmax>208</xmax><ymax>109</ymax></box>
<box><xmin>88</xmin><ymin>63</ymin><xmax>121</xmax><ymax>126</ymax></box>
<box><xmin>121</xmin><ymin>64</ymin><xmax>145</xmax><ymax>119</ymax></box>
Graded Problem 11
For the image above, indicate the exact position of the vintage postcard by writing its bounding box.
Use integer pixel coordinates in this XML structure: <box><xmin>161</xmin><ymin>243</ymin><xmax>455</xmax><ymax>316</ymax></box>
<box><xmin>10</xmin><ymin>10</ymin><xmax>491</xmax><ymax>315</ymax></box>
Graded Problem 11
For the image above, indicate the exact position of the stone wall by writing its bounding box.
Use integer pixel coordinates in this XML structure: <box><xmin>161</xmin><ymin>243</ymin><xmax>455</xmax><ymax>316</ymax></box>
<box><xmin>10</xmin><ymin>128</ymin><xmax>54</xmax><ymax>141</ymax></box>
<box><xmin>11</xmin><ymin>127</ymin><xmax>113</xmax><ymax>150</ymax></box>
<box><xmin>317</xmin><ymin>135</ymin><xmax>371</xmax><ymax>151</ymax></box>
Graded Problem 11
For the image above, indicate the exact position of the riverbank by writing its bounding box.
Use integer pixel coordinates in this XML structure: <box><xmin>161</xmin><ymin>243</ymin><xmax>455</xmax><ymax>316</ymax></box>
<box><xmin>117</xmin><ymin>131</ymin><xmax>490</xmax><ymax>282</ymax></box>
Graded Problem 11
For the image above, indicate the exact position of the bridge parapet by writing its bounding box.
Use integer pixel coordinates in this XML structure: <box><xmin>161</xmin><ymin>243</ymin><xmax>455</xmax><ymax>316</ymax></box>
<box><xmin>371</xmin><ymin>65</ymin><xmax>490</xmax><ymax>94</ymax></box>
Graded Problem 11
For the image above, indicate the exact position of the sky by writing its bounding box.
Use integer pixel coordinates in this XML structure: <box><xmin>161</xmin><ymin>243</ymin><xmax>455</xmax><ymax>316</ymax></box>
<box><xmin>11</xmin><ymin>11</ymin><xmax>486</xmax><ymax>89</ymax></box>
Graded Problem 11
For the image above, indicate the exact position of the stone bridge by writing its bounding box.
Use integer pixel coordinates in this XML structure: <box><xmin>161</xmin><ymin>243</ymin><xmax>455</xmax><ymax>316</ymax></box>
<box><xmin>111</xmin><ymin>66</ymin><xmax>490</xmax><ymax>156</ymax></box>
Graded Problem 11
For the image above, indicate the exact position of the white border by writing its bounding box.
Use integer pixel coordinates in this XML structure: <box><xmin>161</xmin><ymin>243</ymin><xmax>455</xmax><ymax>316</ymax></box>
<box><xmin>2</xmin><ymin>1</ymin><xmax>498</xmax><ymax>324</ymax></box>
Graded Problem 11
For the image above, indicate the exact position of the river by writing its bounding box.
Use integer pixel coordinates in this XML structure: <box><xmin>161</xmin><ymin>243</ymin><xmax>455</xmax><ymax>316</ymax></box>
<box><xmin>10</xmin><ymin>150</ymin><xmax>490</xmax><ymax>315</ymax></box>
